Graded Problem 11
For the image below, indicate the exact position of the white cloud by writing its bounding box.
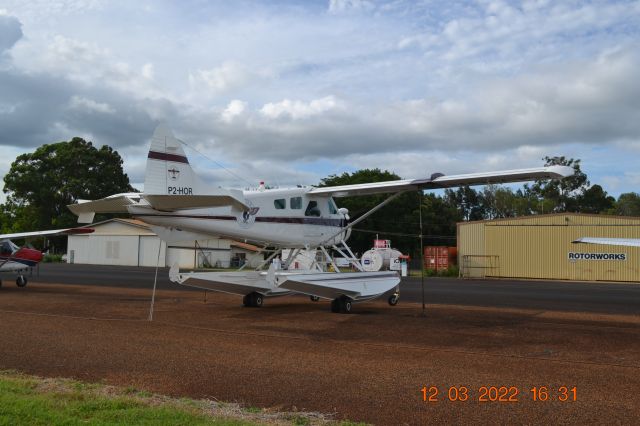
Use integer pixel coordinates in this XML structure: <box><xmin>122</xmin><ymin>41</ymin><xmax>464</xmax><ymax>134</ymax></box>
<box><xmin>141</xmin><ymin>63</ymin><xmax>154</xmax><ymax>80</ymax></box>
<box><xmin>260</xmin><ymin>96</ymin><xmax>344</xmax><ymax>120</ymax></box>
<box><xmin>68</xmin><ymin>96</ymin><xmax>115</xmax><ymax>114</ymax></box>
<box><xmin>328</xmin><ymin>0</ymin><xmax>375</xmax><ymax>14</ymax></box>
<box><xmin>221</xmin><ymin>100</ymin><xmax>247</xmax><ymax>123</ymax></box>
<box><xmin>1</xmin><ymin>2</ymin><xmax>640</xmax><ymax>198</ymax></box>
<box><xmin>189</xmin><ymin>61</ymin><xmax>258</xmax><ymax>95</ymax></box>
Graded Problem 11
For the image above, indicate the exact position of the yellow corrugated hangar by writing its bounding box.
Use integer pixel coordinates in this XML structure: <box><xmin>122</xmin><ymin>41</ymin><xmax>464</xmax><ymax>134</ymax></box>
<box><xmin>457</xmin><ymin>213</ymin><xmax>640</xmax><ymax>282</ymax></box>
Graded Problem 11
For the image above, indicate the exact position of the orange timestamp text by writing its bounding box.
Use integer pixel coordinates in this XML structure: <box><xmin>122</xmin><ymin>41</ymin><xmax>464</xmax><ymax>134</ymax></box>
<box><xmin>421</xmin><ymin>386</ymin><xmax>577</xmax><ymax>403</ymax></box>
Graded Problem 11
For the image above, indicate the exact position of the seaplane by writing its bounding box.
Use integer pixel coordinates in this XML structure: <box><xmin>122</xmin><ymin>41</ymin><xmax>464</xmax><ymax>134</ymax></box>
<box><xmin>67</xmin><ymin>124</ymin><xmax>574</xmax><ymax>313</ymax></box>
<box><xmin>0</xmin><ymin>228</ymin><xmax>94</xmax><ymax>288</ymax></box>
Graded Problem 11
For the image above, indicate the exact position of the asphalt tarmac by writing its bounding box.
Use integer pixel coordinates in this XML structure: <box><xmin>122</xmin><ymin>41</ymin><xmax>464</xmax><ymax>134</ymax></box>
<box><xmin>11</xmin><ymin>263</ymin><xmax>640</xmax><ymax>315</ymax></box>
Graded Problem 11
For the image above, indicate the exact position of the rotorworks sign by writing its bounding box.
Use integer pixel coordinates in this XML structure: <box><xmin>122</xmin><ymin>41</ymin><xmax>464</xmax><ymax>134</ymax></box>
<box><xmin>568</xmin><ymin>252</ymin><xmax>627</xmax><ymax>261</ymax></box>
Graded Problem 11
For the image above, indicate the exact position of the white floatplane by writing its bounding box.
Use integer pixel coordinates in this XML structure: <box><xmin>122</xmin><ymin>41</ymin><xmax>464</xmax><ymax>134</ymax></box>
<box><xmin>68</xmin><ymin>125</ymin><xmax>574</xmax><ymax>313</ymax></box>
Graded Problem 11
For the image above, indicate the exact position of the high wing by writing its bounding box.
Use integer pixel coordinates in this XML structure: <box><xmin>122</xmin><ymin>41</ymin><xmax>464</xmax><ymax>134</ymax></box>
<box><xmin>0</xmin><ymin>227</ymin><xmax>94</xmax><ymax>241</ymax></box>
<box><xmin>572</xmin><ymin>237</ymin><xmax>640</xmax><ymax>247</ymax></box>
<box><xmin>308</xmin><ymin>165</ymin><xmax>574</xmax><ymax>197</ymax></box>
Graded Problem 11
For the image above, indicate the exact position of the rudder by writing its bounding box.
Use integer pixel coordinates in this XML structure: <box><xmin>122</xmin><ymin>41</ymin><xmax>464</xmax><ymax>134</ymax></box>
<box><xmin>144</xmin><ymin>124</ymin><xmax>200</xmax><ymax>195</ymax></box>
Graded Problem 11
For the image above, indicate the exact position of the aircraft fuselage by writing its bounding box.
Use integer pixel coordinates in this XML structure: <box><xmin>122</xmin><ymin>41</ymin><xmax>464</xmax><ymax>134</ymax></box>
<box><xmin>128</xmin><ymin>187</ymin><xmax>350</xmax><ymax>247</ymax></box>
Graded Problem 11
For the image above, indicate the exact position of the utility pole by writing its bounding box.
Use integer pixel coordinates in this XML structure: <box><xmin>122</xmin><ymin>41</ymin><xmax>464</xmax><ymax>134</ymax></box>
<box><xmin>419</xmin><ymin>191</ymin><xmax>425</xmax><ymax>315</ymax></box>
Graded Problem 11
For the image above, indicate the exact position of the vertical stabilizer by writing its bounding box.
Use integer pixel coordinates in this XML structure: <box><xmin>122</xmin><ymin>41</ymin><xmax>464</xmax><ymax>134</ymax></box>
<box><xmin>144</xmin><ymin>124</ymin><xmax>200</xmax><ymax>195</ymax></box>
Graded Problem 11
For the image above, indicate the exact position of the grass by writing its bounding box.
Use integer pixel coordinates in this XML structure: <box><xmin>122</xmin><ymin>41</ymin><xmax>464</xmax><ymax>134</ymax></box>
<box><xmin>0</xmin><ymin>371</ymin><xmax>367</xmax><ymax>426</ymax></box>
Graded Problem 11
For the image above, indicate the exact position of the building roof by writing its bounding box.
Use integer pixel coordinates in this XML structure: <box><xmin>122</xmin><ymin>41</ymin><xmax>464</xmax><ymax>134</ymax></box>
<box><xmin>458</xmin><ymin>212</ymin><xmax>640</xmax><ymax>226</ymax></box>
<box><xmin>81</xmin><ymin>218</ymin><xmax>151</xmax><ymax>230</ymax></box>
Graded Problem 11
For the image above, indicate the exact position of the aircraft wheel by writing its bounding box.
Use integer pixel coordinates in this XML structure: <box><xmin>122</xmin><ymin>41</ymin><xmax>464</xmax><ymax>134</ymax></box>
<box><xmin>388</xmin><ymin>293</ymin><xmax>399</xmax><ymax>306</ymax></box>
<box><xmin>310</xmin><ymin>295</ymin><xmax>320</xmax><ymax>302</ymax></box>
<box><xmin>340</xmin><ymin>297</ymin><xmax>352</xmax><ymax>314</ymax></box>
<box><xmin>254</xmin><ymin>293</ymin><xmax>264</xmax><ymax>307</ymax></box>
<box><xmin>16</xmin><ymin>275</ymin><xmax>27</xmax><ymax>288</ymax></box>
<box><xmin>333</xmin><ymin>296</ymin><xmax>352</xmax><ymax>314</ymax></box>
<box><xmin>244</xmin><ymin>292</ymin><xmax>263</xmax><ymax>307</ymax></box>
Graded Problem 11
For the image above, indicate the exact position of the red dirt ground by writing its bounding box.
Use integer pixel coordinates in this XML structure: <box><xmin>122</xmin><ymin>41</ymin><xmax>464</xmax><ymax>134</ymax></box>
<box><xmin>0</xmin><ymin>282</ymin><xmax>639</xmax><ymax>425</ymax></box>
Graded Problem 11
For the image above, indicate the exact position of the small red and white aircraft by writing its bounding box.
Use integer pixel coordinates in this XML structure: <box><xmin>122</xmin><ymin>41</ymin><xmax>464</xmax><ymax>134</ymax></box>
<box><xmin>68</xmin><ymin>124</ymin><xmax>574</xmax><ymax>313</ymax></box>
<box><xmin>0</xmin><ymin>228</ymin><xmax>94</xmax><ymax>288</ymax></box>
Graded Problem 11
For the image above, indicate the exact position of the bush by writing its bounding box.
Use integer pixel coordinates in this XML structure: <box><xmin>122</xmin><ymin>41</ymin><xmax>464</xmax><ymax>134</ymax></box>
<box><xmin>43</xmin><ymin>253</ymin><xmax>64</xmax><ymax>263</ymax></box>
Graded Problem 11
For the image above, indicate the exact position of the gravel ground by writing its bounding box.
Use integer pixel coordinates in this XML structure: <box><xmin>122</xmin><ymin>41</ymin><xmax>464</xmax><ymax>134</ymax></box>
<box><xmin>0</xmin><ymin>282</ymin><xmax>638</xmax><ymax>425</ymax></box>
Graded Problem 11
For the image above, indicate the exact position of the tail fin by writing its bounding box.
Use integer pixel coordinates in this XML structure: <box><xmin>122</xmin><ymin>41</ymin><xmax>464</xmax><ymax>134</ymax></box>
<box><xmin>144</xmin><ymin>124</ymin><xmax>201</xmax><ymax>195</ymax></box>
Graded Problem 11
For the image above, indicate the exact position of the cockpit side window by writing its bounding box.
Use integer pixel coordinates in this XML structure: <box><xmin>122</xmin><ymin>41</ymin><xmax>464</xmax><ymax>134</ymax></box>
<box><xmin>305</xmin><ymin>201</ymin><xmax>321</xmax><ymax>217</ymax></box>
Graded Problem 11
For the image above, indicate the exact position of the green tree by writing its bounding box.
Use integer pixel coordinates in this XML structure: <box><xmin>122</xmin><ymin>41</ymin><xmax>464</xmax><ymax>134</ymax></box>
<box><xmin>319</xmin><ymin>169</ymin><xmax>420</xmax><ymax>256</ymax></box>
<box><xmin>576</xmin><ymin>184</ymin><xmax>615</xmax><ymax>214</ymax></box>
<box><xmin>2</xmin><ymin>138</ymin><xmax>135</xmax><ymax>233</ymax></box>
<box><xmin>527</xmin><ymin>156</ymin><xmax>588</xmax><ymax>212</ymax></box>
<box><xmin>418</xmin><ymin>192</ymin><xmax>460</xmax><ymax>246</ymax></box>
<box><xmin>444</xmin><ymin>186</ymin><xmax>485</xmax><ymax>221</ymax></box>
<box><xmin>615</xmin><ymin>192</ymin><xmax>640</xmax><ymax>216</ymax></box>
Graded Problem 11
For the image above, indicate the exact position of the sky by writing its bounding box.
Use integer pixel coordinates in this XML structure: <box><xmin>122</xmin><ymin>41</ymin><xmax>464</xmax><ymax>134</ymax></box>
<box><xmin>1</xmin><ymin>0</ymin><xmax>639</xmax><ymax>202</ymax></box>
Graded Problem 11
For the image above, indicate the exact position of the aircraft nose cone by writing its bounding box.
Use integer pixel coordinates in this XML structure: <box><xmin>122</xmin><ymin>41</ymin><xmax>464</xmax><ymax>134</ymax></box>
<box><xmin>16</xmin><ymin>248</ymin><xmax>44</xmax><ymax>263</ymax></box>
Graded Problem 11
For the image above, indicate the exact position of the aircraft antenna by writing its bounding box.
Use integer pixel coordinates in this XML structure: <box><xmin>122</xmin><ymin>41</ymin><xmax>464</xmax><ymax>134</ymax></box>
<box><xmin>176</xmin><ymin>138</ymin><xmax>254</xmax><ymax>187</ymax></box>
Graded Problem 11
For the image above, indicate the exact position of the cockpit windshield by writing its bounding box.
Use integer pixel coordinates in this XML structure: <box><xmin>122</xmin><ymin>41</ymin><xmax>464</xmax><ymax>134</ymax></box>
<box><xmin>328</xmin><ymin>198</ymin><xmax>338</xmax><ymax>215</ymax></box>
<box><xmin>0</xmin><ymin>240</ymin><xmax>18</xmax><ymax>255</ymax></box>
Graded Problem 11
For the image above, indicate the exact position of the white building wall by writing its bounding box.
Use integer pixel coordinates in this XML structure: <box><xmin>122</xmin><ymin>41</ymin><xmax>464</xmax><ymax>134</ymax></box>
<box><xmin>67</xmin><ymin>221</ymin><xmax>247</xmax><ymax>268</ymax></box>
<box><xmin>138</xmin><ymin>236</ymin><xmax>167</xmax><ymax>267</ymax></box>
<box><xmin>67</xmin><ymin>235</ymin><xmax>89</xmax><ymax>264</ymax></box>
<box><xmin>68</xmin><ymin>235</ymin><xmax>140</xmax><ymax>266</ymax></box>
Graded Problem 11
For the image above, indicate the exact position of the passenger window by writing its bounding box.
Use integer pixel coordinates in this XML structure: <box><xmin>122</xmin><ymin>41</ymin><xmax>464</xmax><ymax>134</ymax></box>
<box><xmin>274</xmin><ymin>199</ymin><xmax>286</xmax><ymax>209</ymax></box>
<box><xmin>328</xmin><ymin>199</ymin><xmax>338</xmax><ymax>214</ymax></box>
<box><xmin>290</xmin><ymin>197</ymin><xmax>302</xmax><ymax>209</ymax></box>
<box><xmin>305</xmin><ymin>201</ymin><xmax>321</xmax><ymax>217</ymax></box>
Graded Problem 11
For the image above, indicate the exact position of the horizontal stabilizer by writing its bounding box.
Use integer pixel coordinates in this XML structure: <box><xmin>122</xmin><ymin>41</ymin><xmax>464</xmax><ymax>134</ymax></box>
<box><xmin>143</xmin><ymin>191</ymin><xmax>248</xmax><ymax>211</ymax></box>
<box><xmin>68</xmin><ymin>193</ymin><xmax>142</xmax><ymax>223</ymax></box>
<box><xmin>572</xmin><ymin>237</ymin><xmax>640</xmax><ymax>247</ymax></box>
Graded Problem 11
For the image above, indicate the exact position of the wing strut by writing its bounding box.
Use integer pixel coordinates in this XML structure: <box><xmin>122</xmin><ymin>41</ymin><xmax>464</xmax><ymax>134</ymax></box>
<box><xmin>320</xmin><ymin>190</ymin><xmax>407</xmax><ymax>246</ymax></box>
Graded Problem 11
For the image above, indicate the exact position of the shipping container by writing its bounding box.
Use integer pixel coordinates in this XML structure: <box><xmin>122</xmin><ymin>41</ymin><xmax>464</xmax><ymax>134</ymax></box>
<box><xmin>424</xmin><ymin>246</ymin><xmax>457</xmax><ymax>271</ymax></box>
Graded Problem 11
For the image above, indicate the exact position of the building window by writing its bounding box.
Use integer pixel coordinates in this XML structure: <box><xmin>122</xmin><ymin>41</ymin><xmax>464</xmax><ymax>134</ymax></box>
<box><xmin>274</xmin><ymin>199</ymin><xmax>286</xmax><ymax>209</ymax></box>
<box><xmin>305</xmin><ymin>201</ymin><xmax>321</xmax><ymax>217</ymax></box>
<box><xmin>290</xmin><ymin>197</ymin><xmax>302</xmax><ymax>209</ymax></box>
